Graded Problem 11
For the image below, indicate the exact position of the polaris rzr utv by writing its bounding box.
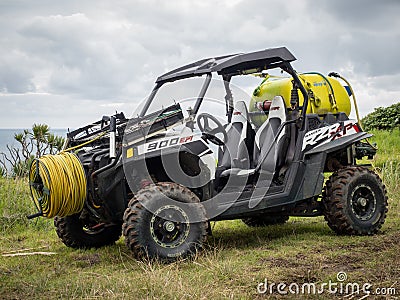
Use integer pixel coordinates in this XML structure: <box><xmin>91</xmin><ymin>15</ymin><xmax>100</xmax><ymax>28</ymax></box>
<box><xmin>30</xmin><ymin>47</ymin><xmax>388</xmax><ymax>261</ymax></box>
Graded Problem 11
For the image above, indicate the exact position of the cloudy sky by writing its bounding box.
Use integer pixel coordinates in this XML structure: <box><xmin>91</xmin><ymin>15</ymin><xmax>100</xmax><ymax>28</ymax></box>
<box><xmin>1</xmin><ymin>0</ymin><xmax>399</xmax><ymax>129</ymax></box>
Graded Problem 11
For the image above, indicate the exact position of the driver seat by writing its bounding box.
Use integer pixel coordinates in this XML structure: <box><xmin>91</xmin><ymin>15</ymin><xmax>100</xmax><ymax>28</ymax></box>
<box><xmin>220</xmin><ymin>96</ymin><xmax>288</xmax><ymax>178</ymax></box>
<box><xmin>217</xmin><ymin>101</ymin><xmax>255</xmax><ymax>170</ymax></box>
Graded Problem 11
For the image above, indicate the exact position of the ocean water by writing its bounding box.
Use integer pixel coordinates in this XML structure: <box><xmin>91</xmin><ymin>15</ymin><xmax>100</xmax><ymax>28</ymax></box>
<box><xmin>0</xmin><ymin>128</ymin><xmax>67</xmax><ymax>169</ymax></box>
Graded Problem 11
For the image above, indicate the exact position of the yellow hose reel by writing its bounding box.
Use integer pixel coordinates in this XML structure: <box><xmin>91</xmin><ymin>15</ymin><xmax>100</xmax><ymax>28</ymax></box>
<box><xmin>29</xmin><ymin>152</ymin><xmax>87</xmax><ymax>219</ymax></box>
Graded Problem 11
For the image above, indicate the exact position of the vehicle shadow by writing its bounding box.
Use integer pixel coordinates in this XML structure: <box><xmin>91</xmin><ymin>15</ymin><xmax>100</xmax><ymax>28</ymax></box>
<box><xmin>207</xmin><ymin>217</ymin><xmax>334</xmax><ymax>250</ymax></box>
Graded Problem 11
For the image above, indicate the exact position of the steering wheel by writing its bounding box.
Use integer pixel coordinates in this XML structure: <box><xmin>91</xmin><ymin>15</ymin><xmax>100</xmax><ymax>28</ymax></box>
<box><xmin>196</xmin><ymin>113</ymin><xmax>227</xmax><ymax>146</ymax></box>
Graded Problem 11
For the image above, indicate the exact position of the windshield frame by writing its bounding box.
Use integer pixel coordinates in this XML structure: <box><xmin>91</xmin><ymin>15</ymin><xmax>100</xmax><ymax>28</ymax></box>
<box><xmin>138</xmin><ymin>60</ymin><xmax>309</xmax><ymax>129</ymax></box>
<box><xmin>139</xmin><ymin>73</ymin><xmax>212</xmax><ymax>118</ymax></box>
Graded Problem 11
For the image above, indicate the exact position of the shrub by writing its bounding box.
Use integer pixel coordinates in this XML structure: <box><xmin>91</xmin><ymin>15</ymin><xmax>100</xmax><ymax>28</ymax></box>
<box><xmin>362</xmin><ymin>102</ymin><xmax>400</xmax><ymax>131</ymax></box>
<box><xmin>0</xmin><ymin>124</ymin><xmax>65</xmax><ymax>177</ymax></box>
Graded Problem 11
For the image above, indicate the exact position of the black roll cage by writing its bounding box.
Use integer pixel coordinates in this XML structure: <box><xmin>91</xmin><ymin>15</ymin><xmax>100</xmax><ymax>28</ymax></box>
<box><xmin>139</xmin><ymin>47</ymin><xmax>309</xmax><ymax>128</ymax></box>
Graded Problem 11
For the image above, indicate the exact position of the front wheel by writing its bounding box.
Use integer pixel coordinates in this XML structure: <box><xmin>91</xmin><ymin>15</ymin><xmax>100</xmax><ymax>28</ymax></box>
<box><xmin>323</xmin><ymin>166</ymin><xmax>388</xmax><ymax>235</ymax></box>
<box><xmin>54</xmin><ymin>214</ymin><xmax>122</xmax><ymax>248</ymax></box>
<box><xmin>123</xmin><ymin>183</ymin><xmax>208</xmax><ymax>261</ymax></box>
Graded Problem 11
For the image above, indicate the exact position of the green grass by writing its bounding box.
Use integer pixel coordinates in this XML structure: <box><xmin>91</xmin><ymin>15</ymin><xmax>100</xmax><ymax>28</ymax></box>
<box><xmin>369</xmin><ymin>128</ymin><xmax>400</xmax><ymax>164</ymax></box>
<box><xmin>367</xmin><ymin>129</ymin><xmax>400</xmax><ymax>205</ymax></box>
<box><xmin>1</xmin><ymin>130</ymin><xmax>399</xmax><ymax>299</ymax></box>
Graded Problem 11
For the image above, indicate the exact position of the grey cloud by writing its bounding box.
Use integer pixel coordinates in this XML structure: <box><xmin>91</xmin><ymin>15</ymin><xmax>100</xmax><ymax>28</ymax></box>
<box><xmin>307</xmin><ymin>0</ymin><xmax>400</xmax><ymax>77</ymax></box>
<box><xmin>0</xmin><ymin>93</ymin><xmax>136</xmax><ymax>129</ymax></box>
<box><xmin>338</xmin><ymin>31</ymin><xmax>400</xmax><ymax>77</ymax></box>
<box><xmin>0</xmin><ymin>0</ymin><xmax>399</xmax><ymax>128</ymax></box>
<box><xmin>0</xmin><ymin>63</ymin><xmax>35</xmax><ymax>94</ymax></box>
<box><xmin>17</xmin><ymin>13</ymin><xmax>152</xmax><ymax>99</ymax></box>
<box><xmin>316</xmin><ymin>0</ymin><xmax>400</xmax><ymax>30</ymax></box>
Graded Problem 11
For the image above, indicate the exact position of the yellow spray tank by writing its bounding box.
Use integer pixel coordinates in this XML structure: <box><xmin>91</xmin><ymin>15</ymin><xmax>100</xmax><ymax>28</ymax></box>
<box><xmin>249</xmin><ymin>73</ymin><xmax>352</xmax><ymax>127</ymax></box>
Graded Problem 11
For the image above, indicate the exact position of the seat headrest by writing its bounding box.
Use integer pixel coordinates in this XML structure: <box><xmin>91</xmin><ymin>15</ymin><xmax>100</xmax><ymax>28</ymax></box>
<box><xmin>232</xmin><ymin>101</ymin><xmax>249</xmax><ymax>123</ymax></box>
<box><xmin>268</xmin><ymin>96</ymin><xmax>286</xmax><ymax>121</ymax></box>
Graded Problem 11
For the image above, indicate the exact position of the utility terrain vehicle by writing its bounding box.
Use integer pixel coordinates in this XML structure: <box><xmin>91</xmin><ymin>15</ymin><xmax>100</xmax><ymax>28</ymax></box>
<box><xmin>29</xmin><ymin>47</ymin><xmax>388</xmax><ymax>260</ymax></box>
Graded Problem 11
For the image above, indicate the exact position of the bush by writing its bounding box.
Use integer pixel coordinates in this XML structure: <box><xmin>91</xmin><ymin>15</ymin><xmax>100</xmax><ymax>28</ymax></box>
<box><xmin>362</xmin><ymin>102</ymin><xmax>400</xmax><ymax>131</ymax></box>
<box><xmin>0</xmin><ymin>124</ymin><xmax>65</xmax><ymax>177</ymax></box>
<box><xmin>0</xmin><ymin>165</ymin><xmax>6</xmax><ymax>177</ymax></box>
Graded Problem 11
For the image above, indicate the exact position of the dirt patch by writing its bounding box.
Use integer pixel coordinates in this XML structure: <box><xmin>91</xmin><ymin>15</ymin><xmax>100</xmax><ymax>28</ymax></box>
<box><xmin>72</xmin><ymin>253</ymin><xmax>101</xmax><ymax>267</ymax></box>
<box><xmin>259</xmin><ymin>257</ymin><xmax>297</xmax><ymax>268</ymax></box>
<box><xmin>254</xmin><ymin>230</ymin><xmax>400</xmax><ymax>289</ymax></box>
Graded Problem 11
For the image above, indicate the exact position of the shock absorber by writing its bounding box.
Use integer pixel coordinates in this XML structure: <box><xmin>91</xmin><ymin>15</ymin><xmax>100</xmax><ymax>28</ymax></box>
<box><xmin>290</xmin><ymin>80</ymin><xmax>299</xmax><ymax>110</ymax></box>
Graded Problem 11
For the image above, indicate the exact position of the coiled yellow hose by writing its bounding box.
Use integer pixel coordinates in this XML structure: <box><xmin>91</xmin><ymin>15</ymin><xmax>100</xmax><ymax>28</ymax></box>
<box><xmin>29</xmin><ymin>152</ymin><xmax>87</xmax><ymax>218</ymax></box>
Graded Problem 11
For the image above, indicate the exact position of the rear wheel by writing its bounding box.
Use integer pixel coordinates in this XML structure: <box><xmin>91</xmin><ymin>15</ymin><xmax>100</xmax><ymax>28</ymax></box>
<box><xmin>123</xmin><ymin>183</ymin><xmax>208</xmax><ymax>261</ymax></box>
<box><xmin>242</xmin><ymin>215</ymin><xmax>289</xmax><ymax>227</ymax></box>
<box><xmin>323</xmin><ymin>166</ymin><xmax>388</xmax><ymax>235</ymax></box>
<box><xmin>54</xmin><ymin>214</ymin><xmax>122</xmax><ymax>248</ymax></box>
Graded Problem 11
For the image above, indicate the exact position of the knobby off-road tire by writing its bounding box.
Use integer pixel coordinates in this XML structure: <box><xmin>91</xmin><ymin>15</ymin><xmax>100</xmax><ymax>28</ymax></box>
<box><xmin>123</xmin><ymin>182</ymin><xmax>208</xmax><ymax>261</ymax></box>
<box><xmin>54</xmin><ymin>214</ymin><xmax>122</xmax><ymax>248</ymax></box>
<box><xmin>242</xmin><ymin>215</ymin><xmax>289</xmax><ymax>227</ymax></box>
<box><xmin>323</xmin><ymin>166</ymin><xmax>388</xmax><ymax>235</ymax></box>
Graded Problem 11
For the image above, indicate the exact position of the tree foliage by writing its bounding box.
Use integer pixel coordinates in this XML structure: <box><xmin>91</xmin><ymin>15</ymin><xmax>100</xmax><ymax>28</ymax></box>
<box><xmin>0</xmin><ymin>124</ymin><xmax>65</xmax><ymax>177</ymax></box>
<box><xmin>361</xmin><ymin>102</ymin><xmax>400</xmax><ymax>131</ymax></box>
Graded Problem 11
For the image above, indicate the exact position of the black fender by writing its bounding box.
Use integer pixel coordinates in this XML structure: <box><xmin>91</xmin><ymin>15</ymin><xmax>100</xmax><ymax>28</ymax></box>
<box><xmin>304</xmin><ymin>132</ymin><xmax>371</xmax><ymax>156</ymax></box>
<box><xmin>293</xmin><ymin>132</ymin><xmax>372</xmax><ymax>201</ymax></box>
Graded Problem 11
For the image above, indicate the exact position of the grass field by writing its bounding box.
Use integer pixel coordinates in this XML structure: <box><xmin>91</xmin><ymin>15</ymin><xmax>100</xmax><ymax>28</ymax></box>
<box><xmin>0</xmin><ymin>129</ymin><xmax>399</xmax><ymax>299</ymax></box>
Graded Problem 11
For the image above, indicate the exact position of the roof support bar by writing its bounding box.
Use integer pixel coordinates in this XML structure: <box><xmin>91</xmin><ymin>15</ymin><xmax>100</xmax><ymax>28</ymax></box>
<box><xmin>222</xmin><ymin>74</ymin><xmax>233</xmax><ymax>123</ymax></box>
<box><xmin>139</xmin><ymin>82</ymin><xmax>162</xmax><ymax>117</ymax></box>
<box><xmin>193</xmin><ymin>73</ymin><xmax>212</xmax><ymax>115</ymax></box>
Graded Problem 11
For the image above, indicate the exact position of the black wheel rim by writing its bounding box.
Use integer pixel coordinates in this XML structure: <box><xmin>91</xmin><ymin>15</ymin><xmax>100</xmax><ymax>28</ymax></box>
<box><xmin>350</xmin><ymin>184</ymin><xmax>377</xmax><ymax>221</ymax></box>
<box><xmin>150</xmin><ymin>205</ymin><xmax>190</xmax><ymax>248</ymax></box>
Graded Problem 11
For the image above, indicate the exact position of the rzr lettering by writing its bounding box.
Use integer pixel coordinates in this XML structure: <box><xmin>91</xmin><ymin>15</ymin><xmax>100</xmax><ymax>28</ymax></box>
<box><xmin>330</xmin><ymin>123</ymin><xmax>358</xmax><ymax>141</ymax></box>
<box><xmin>303</xmin><ymin>122</ymin><xmax>359</xmax><ymax>150</ymax></box>
<box><xmin>330</xmin><ymin>124</ymin><xmax>343</xmax><ymax>141</ymax></box>
<box><xmin>302</xmin><ymin>127</ymin><xmax>330</xmax><ymax>150</ymax></box>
